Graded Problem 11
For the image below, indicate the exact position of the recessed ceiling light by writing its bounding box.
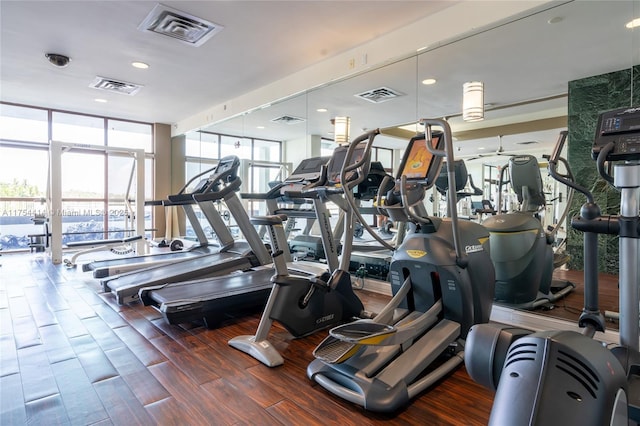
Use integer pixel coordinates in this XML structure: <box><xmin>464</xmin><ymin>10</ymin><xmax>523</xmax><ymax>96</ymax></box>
<box><xmin>547</xmin><ymin>16</ymin><xmax>563</xmax><ymax>24</ymax></box>
<box><xmin>626</xmin><ymin>18</ymin><xmax>640</xmax><ymax>29</ymax></box>
<box><xmin>132</xmin><ymin>61</ymin><xmax>149</xmax><ymax>69</ymax></box>
<box><xmin>422</xmin><ymin>78</ymin><xmax>437</xmax><ymax>85</ymax></box>
<box><xmin>94</xmin><ymin>98</ymin><xmax>107</xmax><ymax>103</ymax></box>
<box><xmin>256</xmin><ymin>125</ymin><xmax>265</xmax><ymax>129</ymax></box>
<box><xmin>477</xmin><ymin>147</ymin><xmax>486</xmax><ymax>150</ymax></box>
<box><xmin>316</xmin><ymin>108</ymin><xmax>328</xmax><ymax>112</ymax></box>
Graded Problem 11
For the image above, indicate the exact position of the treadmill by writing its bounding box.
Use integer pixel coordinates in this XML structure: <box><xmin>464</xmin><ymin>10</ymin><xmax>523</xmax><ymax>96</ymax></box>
<box><xmin>138</xmin><ymin>151</ymin><xmax>361</xmax><ymax>327</ymax></box>
<box><xmin>101</xmin><ymin>155</ymin><xmax>272</xmax><ymax>304</ymax></box>
<box><xmin>83</xmin><ymin>166</ymin><xmax>225</xmax><ymax>278</ymax></box>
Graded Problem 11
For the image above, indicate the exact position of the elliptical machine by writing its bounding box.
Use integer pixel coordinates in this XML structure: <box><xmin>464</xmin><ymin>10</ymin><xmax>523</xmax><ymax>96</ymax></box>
<box><xmin>228</xmin><ymin>130</ymin><xmax>381</xmax><ymax>367</ymax></box>
<box><xmin>306</xmin><ymin>118</ymin><xmax>496</xmax><ymax>413</ymax></box>
<box><xmin>482</xmin><ymin>153</ymin><xmax>575</xmax><ymax>309</ymax></box>
<box><xmin>465</xmin><ymin>107</ymin><xmax>640</xmax><ymax>425</ymax></box>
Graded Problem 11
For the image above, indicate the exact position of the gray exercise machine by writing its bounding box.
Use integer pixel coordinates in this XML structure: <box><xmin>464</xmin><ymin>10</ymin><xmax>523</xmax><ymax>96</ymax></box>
<box><xmin>481</xmin><ymin>153</ymin><xmax>575</xmax><ymax>310</ymax></box>
<box><xmin>137</xmin><ymin>157</ymin><xmax>338</xmax><ymax>327</ymax></box>
<box><xmin>228</xmin><ymin>130</ymin><xmax>381</xmax><ymax>367</ymax></box>
<box><xmin>83</xmin><ymin>165</ymin><xmax>227</xmax><ymax>278</ymax></box>
<box><xmin>101</xmin><ymin>155</ymin><xmax>272</xmax><ymax>304</ymax></box>
<box><xmin>306</xmin><ymin>118</ymin><xmax>496</xmax><ymax>412</ymax></box>
<box><xmin>465</xmin><ymin>107</ymin><xmax>640</xmax><ymax>425</ymax></box>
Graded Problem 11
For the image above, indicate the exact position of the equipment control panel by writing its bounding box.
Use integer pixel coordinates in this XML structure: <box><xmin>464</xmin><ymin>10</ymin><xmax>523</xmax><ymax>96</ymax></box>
<box><xmin>592</xmin><ymin>106</ymin><xmax>640</xmax><ymax>161</ymax></box>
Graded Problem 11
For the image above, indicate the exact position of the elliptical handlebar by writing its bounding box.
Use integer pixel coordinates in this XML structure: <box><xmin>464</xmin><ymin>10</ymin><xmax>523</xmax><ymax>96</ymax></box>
<box><xmin>548</xmin><ymin>131</ymin><xmax>594</xmax><ymax>205</ymax></box>
<box><xmin>339</xmin><ymin>129</ymin><xmax>380</xmax><ymax>190</ymax></box>
<box><xmin>420</xmin><ymin>118</ymin><xmax>467</xmax><ymax>268</ymax></box>
<box><xmin>338</xmin><ymin>129</ymin><xmax>395</xmax><ymax>251</ymax></box>
<box><xmin>596</xmin><ymin>142</ymin><xmax>616</xmax><ymax>185</ymax></box>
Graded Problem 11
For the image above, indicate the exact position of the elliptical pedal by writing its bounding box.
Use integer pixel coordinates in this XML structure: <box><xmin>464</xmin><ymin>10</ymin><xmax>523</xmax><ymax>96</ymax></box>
<box><xmin>313</xmin><ymin>336</ymin><xmax>360</xmax><ymax>364</ymax></box>
<box><xmin>314</xmin><ymin>321</ymin><xmax>397</xmax><ymax>363</ymax></box>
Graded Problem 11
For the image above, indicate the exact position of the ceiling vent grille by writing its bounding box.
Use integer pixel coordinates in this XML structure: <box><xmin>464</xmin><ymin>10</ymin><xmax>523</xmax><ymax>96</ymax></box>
<box><xmin>89</xmin><ymin>77</ymin><xmax>143</xmax><ymax>96</ymax></box>
<box><xmin>138</xmin><ymin>3</ymin><xmax>224</xmax><ymax>47</ymax></box>
<box><xmin>271</xmin><ymin>115</ymin><xmax>306</xmax><ymax>125</ymax></box>
<box><xmin>355</xmin><ymin>87</ymin><xmax>405</xmax><ymax>103</ymax></box>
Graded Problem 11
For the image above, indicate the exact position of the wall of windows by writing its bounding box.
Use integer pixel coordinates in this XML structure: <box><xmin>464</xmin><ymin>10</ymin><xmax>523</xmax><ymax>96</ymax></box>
<box><xmin>183</xmin><ymin>130</ymin><xmax>283</xmax><ymax>239</ymax></box>
<box><xmin>0</xmin><ymin>102</ymin><xmax>154</xmax><ymax>252</ymax></box>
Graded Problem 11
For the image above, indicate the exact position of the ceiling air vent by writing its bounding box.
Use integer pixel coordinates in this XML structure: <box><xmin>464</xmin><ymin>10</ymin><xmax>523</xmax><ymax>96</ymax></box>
<box><xmin>355</xmin><ymin>87</ymin><xmax>405</xmax><ymax>104</ymax></box>
<box><xmin>271</xmin><ymin>115</ymin><xmax>306</xmax><ymax>125</ymax></box>
<box><xmin>138</xmin><ymin>3</ymin><xmax>224</xmax><ymax>47</ymax></box>
<box><xmin>90</xmin><ymin>77</ymin><xmax>143</xmax><ymax>96</ymax></box>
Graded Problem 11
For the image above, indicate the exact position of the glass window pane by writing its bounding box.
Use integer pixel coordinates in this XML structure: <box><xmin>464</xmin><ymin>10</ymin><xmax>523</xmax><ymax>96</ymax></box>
<box><xmin>108</xmin><ymin>119</ymin><xmax>153</xmax><ymax>153</ymax></box>
<box><xmin>0</xmin><ymin>104</ymin><xmax>49</xmax><ymax>143</ymax></box>
<box><xmin>375</xmin><ymin>148</ymin><xmax>393</xmax><ymax>172</ymax></box>
<box><xmin>185</xmin><ymin>131</ymin><xmax>219</xmax><ymax>159</ymax></box>
<box><xmin>145</xmin><ymin>157</ymin><xmax>153</xmax><ymax>201</ymax></box>
<box><xmin>60</xmin><ymin>200</ymin><xmax>106</xmax><ymax>244</ymax></box>
<box><xmin>52</xmin><ymin>112</ymin><xmax>104</xmax><ymax>145</ymax></box>
<box><xmin>61</xmin><ymin>152</ymin><xmax>104</xmax><ymax>198</ymax></box>
<box><xmin>220</xmin><ymin>135</ymin><xmax>251</xmax><ymax>159</ymax></box>
<box><xmin>186</xmin><ymin>160</ymin><xmax>218</xmax><ymax>184</ymax></box>
<box><xmin>185</xmin><ymin>131</ymin><xmax>201</xmax><ymax>157</ymax></box>
<box><xmin>108</xmin><ymin>155</ymin><xmax>136</xmax><ymax>203</ymax></box>
<box><xmin>0</xmin><ymin>146</ymin><xmax>48</xmax><ymax>197</ymax></box>
<box><xmin>253</xmin><ymin>140</ymin><xmax>280</xmax><ymax>161</ymax></box>
<box><xmin>106</xmin><ymin>154</ymin><xmax>148</xmax><ymax>236</ymax></box>
<box><xmin>321</xmin><ymin>141</ymin><xmax>334</xmax><ymax>157</ymax></box>
<box><xmin>250</xmin><ymin>166</ymin><xmax>281</xmax><ymax>194</ymax></box>
<box><xmin>0</xmin><ymin>198</ymin><xmax>47</xmax><ymax>251</ymax></box>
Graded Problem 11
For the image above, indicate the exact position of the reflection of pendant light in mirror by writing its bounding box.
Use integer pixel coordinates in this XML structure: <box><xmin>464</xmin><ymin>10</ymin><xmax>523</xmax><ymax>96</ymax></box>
<box><xmin>333</xmin><ymin>116</ymin><xmax>351</xmax><ymax>145</ymax></box>
<box><xmin>462</xmin><ymin>81</ymin><xmax>484</xmax><ymax>122</ymax></box>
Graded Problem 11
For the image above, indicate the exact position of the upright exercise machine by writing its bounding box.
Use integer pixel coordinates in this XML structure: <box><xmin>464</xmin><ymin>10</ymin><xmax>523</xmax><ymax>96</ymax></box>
<box><xmin>138</xmin><ymin>157</ymin><xmax>338</xmax><ymax>327</ymax></box>
<box><xmin>306</xmin><ymin>118</ymin><xmax>496</xmax><ymax>412</ymax></box>
<box><xmin>83</xmin><ymin>165</ymin><xmax>230</xmax><ymax>278</ymax></box>
<box><xmin>465</xmin><ymin>107</ymin><xmax>640</xmax><ymax>425</ymax></box>
<box><xmin>228</xmin><ymin>130</ymin><xmax>381</xmax><ymax>367</ymax></box>
<box><xmin>482</xmin><ymin>153</ymin><xmax>575</xmax><ymax>309</ymax></box>
<box><xmin>102</xmin><ymin>155</ymin><xmax>271</xmax><ymax>304</ymax></box>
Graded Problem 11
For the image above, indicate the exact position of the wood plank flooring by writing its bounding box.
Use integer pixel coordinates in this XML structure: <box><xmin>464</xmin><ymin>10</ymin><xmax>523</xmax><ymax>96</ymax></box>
<box><xmin>0</xmin><ymin>252</ymin><xmax>622</xmax><ymax>425</ymax></box>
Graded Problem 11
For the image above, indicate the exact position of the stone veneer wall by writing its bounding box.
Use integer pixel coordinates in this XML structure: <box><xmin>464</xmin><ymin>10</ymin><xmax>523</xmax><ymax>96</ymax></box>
<box><xmin>566</xmin><ymin>65</ymin><xmax>640</xmax><ymax>273</ymax></box>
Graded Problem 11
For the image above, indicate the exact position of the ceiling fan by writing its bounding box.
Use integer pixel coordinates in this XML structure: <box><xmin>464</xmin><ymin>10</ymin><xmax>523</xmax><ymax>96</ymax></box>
<box><xmin>466</xmin><ymin>135</ymin><xmax>511</xmax><ymax>161</ymax></box>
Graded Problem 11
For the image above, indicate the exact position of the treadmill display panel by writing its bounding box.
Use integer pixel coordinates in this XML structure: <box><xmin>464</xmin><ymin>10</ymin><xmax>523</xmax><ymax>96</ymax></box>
<box><xmin>289</xmin><ymin>156</ymin><xmax>331</xmax><ymax>181</ymax></box>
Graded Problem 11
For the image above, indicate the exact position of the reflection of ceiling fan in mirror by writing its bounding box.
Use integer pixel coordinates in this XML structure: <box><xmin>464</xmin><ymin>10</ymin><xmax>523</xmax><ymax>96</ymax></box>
<box><xmin>468</xmin><ymin>135</ymin><xmax>510</xmax><ymax>161</ymax></box>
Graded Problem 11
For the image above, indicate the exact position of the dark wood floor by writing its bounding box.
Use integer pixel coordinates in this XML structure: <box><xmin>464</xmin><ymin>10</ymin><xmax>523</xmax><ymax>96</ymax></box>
<box><xmin>0</xmin><ymin>252</ymin><xmax>621</xmax><ymax>425</ymax></box>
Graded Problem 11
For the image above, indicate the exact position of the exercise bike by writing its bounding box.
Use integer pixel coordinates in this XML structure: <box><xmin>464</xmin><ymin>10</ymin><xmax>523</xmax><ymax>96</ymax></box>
<box><xmin>228</xmin><ymin>130</ymin><xmax>380</xmax><ymax>367</ymax></box>
<box><xmin>465</xmin><ymin>107</ymin><xmax>640</xmax><ymax>425</ymax></box>
<box><xmin>306</xmin><ymin>118</ymin><xmax>496</xmax><ymax>413</ymax></box>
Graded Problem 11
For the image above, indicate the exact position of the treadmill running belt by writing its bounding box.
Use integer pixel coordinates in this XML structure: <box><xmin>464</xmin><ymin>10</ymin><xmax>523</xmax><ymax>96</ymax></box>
<box><xmin>140</xmin><ymin>267</ymin><xmax>276</xmax><ymax>328</ymax></box>
<box><xmin>103</xmin><ymin>252</ymin><xmax>252</xmax><ymax>304</ymax></box>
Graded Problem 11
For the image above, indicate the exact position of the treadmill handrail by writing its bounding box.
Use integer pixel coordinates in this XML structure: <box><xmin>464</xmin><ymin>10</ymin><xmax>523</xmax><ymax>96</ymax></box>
<box><xmin>193</xmin><ymin>175</ymin><xmax>242</xmax><ymax>202</ymax></box>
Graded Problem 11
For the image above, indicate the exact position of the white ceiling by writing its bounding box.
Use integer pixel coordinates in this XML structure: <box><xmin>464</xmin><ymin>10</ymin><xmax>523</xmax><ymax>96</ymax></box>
<box><xmin>1</xmin><ymin>1</ymin><xmax>639</xmax><ymax>163</ymax></box>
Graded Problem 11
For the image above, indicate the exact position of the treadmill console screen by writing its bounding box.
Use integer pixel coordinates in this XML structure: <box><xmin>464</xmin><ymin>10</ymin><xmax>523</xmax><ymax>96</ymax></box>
<box><xmin>592</xmin><ymin>106</ymin><xmax>640</xmax><ymax>161</ymax></box>
<box><xmin>399</xmin><ymin>133</ymin><xmax>444</xmax><ymax>185</ymax></box>
<box><xmin>288</xmin><ymin>156</ymin><xmax>331</xmax><ymax>181</ymax></box>
<box><xmin>216</xmin><ymin>155</ymin><xmax>240</xmax><ymax>175</ymax></box>
<box><xmin>326</xmin><ymin>143</ymin><xmax>367</xmax><ymax>185</ymax></box>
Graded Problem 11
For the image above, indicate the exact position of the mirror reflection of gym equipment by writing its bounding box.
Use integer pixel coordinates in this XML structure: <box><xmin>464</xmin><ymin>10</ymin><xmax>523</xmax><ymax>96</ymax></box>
<box><xmin>466</xmin><ymin>107</ymin><xmax>640</xmax><ymax>426</ymax></box>
<box><xmin>482</xmin><ymin>153</ymin><xmax>575</xmax><ymax>310</ymax></box>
